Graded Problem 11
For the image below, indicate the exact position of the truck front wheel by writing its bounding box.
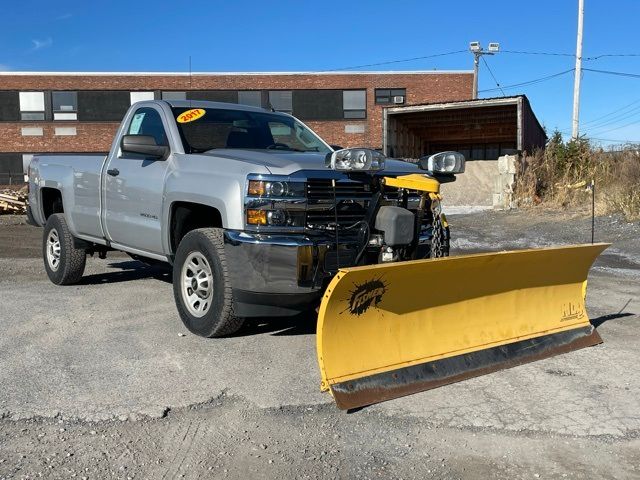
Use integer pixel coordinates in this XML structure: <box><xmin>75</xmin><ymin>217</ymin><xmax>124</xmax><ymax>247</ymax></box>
<box><xmin>172</xmin><ymin>228</ymin><xmax>244</xmax><ymax>337</ymax></box>
<box><xmin>43</xmin><ymin>214</ymin><xmax>86</xmax><ymax>285</ymax></box>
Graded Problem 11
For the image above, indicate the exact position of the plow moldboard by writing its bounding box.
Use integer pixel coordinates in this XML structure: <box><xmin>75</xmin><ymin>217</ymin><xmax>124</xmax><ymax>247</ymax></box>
<box><xmin>316</xmin><ymin>243</ymin><xmax>609</xmax><ymax>410</ymax></box>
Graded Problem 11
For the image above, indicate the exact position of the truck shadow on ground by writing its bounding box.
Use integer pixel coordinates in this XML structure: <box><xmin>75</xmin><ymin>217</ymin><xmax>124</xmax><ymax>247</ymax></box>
<box><xmin>232</xmin><ymin>312</ymin><xmax>318</xmax><ymax>337</ymax></box>
<box><xmin>78</xmin><ymin>260</ymin><xmax>172</xmax><ymax>285</ymax></box>
<box><xmin>77</xmin><ymin>262</ymin><xmax>635</xmax><ymax>336</ymax></box>
<box><xmin>78</xmin><ymin>261</ymin><xmax>318</xmax><ymax>336</ymax></box>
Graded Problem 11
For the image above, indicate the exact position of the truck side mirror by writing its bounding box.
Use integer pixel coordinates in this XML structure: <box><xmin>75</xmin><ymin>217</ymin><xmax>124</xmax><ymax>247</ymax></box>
<box><xmin>121</xmin><ymin>135</ymin><xmax>169</xmax><ymax>159</ymax></box>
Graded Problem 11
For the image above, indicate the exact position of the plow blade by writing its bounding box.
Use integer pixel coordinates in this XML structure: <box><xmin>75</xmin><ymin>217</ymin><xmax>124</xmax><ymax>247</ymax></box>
<box><xmin>316</xmin><ymin>243</ymin><xmax>609</xmax><ymax>410</ymax></box>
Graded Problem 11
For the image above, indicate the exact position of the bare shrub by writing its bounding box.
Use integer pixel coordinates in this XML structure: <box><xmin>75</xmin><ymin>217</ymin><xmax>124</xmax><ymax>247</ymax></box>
<box><xmin>515</xmin><ymin>131</ymin><xmax>640</xmax><ymax>220</ymax></box>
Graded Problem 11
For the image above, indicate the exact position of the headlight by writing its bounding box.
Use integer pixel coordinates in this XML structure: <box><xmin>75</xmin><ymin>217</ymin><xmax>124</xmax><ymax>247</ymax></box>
<box><xmin>247</xmin><ymin>180</ymin><xmax>304</xmax><ymax>197</ymax></box>
<box><xmin>246</xmin><ymin>209</ymin><xmax>304</xmax><ymax>227</ymax></box>
<box><xmin>245</xmin><ymin>175</ymin><xmax>306</xmax><ymax>229</ymax></box>
<box><xmin>327</xmin><ymin>148</ymin><xmax>386</xmax><ymax>172</ymax></box>
<box><xmin>419</xmin><ymin>151</ymin><xmax>465</xmax><ymax>174</ymax></box>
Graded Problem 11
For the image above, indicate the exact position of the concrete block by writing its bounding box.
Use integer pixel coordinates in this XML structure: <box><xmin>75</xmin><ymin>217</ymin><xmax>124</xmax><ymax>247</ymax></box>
<box><xmin>498</xmin><ymin>155</ymin><xmax>517</xmax><ymax>175</ymax></box>
<box><xmin>497</xmin><ymin>156</ymin><xmax>509</xmax><ymax>174</ymax></box>
<box><xmin>503</xmin><ymin>173</ymin><xmax>516</xmax><ymax>192</ymax></box>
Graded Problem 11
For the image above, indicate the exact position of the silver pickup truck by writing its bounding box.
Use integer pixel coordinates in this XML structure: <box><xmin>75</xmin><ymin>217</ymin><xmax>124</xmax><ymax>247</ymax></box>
<box><xmin>28</xmin><ymin>100</ymin><xmax>460</xmax><ymax>337</ymax></box>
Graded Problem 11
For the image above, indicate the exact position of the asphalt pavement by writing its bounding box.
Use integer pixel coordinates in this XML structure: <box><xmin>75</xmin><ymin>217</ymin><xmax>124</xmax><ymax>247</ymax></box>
<box><xmin>0</xmin><ymin>210</ymin><xmax>638</xmax><ymax>479</ymax></box>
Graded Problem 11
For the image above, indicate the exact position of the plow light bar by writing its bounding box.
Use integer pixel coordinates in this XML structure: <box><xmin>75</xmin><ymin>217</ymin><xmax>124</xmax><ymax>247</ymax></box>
<box><xmin>419</xmin><ymin>151</ymin><xmax>466</xmax><ymax>174</ymax></box>
<box><xmin>327</xmin><ymin>148</ymin><xmax>386</xmax><ymax>172</ymax></box>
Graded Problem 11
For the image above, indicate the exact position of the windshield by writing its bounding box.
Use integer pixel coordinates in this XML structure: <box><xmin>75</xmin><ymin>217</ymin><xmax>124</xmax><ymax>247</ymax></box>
<box><xmin>172</xmin><ymin>107</ymin><xmax>332</xmax><ymax>154</ymax></box>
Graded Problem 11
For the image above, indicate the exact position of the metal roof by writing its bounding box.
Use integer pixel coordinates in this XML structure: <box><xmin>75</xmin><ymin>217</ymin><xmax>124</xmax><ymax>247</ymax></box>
<box><xmin>385</xmin><ymin>95</ymin><xmax>528</xmax><ymax>114</ymax></box>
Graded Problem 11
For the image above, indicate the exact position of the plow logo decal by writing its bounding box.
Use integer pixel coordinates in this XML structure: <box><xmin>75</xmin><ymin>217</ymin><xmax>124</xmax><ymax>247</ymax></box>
<box><xmin>346</xmin><ymin>278</ymin><xmax>387</xmax><ymax>316</ymax></box>
<box><xmin>561</xmin><ymin>302</ymin><xmax>585</xmax><ymax>322</ymax></box>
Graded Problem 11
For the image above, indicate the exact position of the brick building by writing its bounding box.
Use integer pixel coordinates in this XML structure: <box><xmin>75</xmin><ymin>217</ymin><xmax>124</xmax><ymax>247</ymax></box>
<box><xmin>0</xmin><ymin>70</ymin><xmax>473</xmax><ymax>183</ymax></box>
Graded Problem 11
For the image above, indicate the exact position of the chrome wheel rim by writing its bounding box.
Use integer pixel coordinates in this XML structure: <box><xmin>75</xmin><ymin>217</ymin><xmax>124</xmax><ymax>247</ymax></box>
<box><xmin>46</xmin><ymin>228</ymin><xmax>61</xmax><ymax>271</ymax></box>
<box><xmin>181</xmin><ymin>252</ymin><xmax>214</xmax><ymax>318</ymax></box>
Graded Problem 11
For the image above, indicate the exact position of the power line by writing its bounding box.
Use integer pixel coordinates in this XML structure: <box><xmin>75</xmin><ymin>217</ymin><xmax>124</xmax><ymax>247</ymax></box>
<box><xmin>556</xmin><ymin>99</ymin><xmax>640</xmax><ymax>134</ymax></box>
<box><xmin>481</xmin><ymin>56</ymin><xmax>505</xmax><ymax>96</ymax></box>
<box><xmin>582</xmin><ymin>105</ymin><xmax>640</xmax><ymax>132</ymax></box>
<box><xmin>501</xmin><ymin>50</ymin><xmax>575</xmax><ymax>57</ymax></box>
<box><xmin>580</xmin><ymin>99</ymin><xmax>640</xmax><ymax>126</ymax></box>
<box><xmin>479</xmin><ymin>68</ymin><xmax>574</xmax><ymax>93</ymax></box>
<box><xmin>587</xmin><ymin>118</ymin><xmax>640</xmax><ymax>136</ymax></box>
<box><xmin>590</xmin><ymin>136</ymin><xmax>640</xmax><ymax>143</ymax></box>
<box><xmin>583</xmin><ymin>67</ymin><xmax>640</xmax><ymax>79</ymax></box>
<box><xmin>322</xmin><ymin>50</ymin><xmax>467</xmax><ymax>72</ymax></box>
<box><xmin>320</xmin><ymin>50</ymin><xmax>640</xmax><ymax>73</ymax></box>
<box><xmin>501</xmin><ymin>50</ymin><xmax>640</xmax><ymax>61</ymax></box>
<box><xmin>585</xmin><ymin>53</ymin><xmax>640</xmax><ymax>61</ymax></box>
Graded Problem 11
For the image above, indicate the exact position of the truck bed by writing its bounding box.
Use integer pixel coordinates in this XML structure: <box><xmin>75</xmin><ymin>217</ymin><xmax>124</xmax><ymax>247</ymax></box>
<box><xmin>29</xmin><ymin>154</ymin><xmax>108</xmax><ymax>238</ymax></box>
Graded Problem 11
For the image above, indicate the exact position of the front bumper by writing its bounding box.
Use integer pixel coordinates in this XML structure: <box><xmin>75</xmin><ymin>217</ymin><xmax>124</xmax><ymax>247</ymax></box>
<box><xmin>223</xmin><ymin>230</ymin><xmax>433</xmax><ymax>317</ymax></box>
<box><xmin>224</xmin><ymin>230</ymin><xmax>356</xmax><ymax>317</ymax></box>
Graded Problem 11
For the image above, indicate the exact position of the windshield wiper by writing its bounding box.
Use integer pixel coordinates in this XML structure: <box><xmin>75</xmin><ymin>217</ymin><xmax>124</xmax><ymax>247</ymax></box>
<box><xmin>265</xmin><ymin>144</ymin><xmax>305</xmax><ymax>152</ymax></box>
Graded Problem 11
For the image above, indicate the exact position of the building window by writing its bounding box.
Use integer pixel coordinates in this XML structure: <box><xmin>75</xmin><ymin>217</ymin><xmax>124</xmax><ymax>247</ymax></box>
<box><xmin>268</xmin><ymin>91</ymin><xmax>292</xmax><ymax>113</ymax></box>
<box><xmin>343</xmin><ymin>90</ymin><xmax>366</xmax><ymax>119</ymax></box>
<box><xmin>77</xmin><ymin>91</ymin><xmax>131</xmax><ymax>121</ymax></box>
<box><xmin>21</xmin><ymin>126</ymin><xmax>43</xmax><ymax>136</ymax></box>
<box><xmin>0</xmin><ymin>92</ymin><xmax>20</xmax><ymax>121</ymax></box>
<box><xmin>52</xmin><ymin>91</ymin><xmax>78</xmax><ymax>120</ymax></box>
<box><xmin>19</xmin><ymin>92</ymin><xmax>45</xmax><ymax>120</ymax></box>
<box><xmin>238</xmin><ymin>91</ymin><xmax>262</xmax><ymax>108</ymax></box>
<box><xmin>345</xmin><ymin>124</ymin><xmax>366</xmax><ymax>134</ymax></box>
<box><xmin>161</xmin><ymin>91</ymin><xmax>187</xmax><ymax>101</ymax></box>
<box><xmin>0</xmin><ymin>153</ymin><xmax>24</xmax><ymax>185</ymax></box>
<box><xmin>375</xmin><ymin>88</ymin><xmax>406</xmax><ymax>105</ymax></box>
<box><xmin>55</xmin><ymin>126</ymin><xmax>77</xmax><ymax>136</ymax></box>
<box><xmin>130</xmin><ymin>91</ymin><xmax>155</xmax><ymax>104</ymax></box>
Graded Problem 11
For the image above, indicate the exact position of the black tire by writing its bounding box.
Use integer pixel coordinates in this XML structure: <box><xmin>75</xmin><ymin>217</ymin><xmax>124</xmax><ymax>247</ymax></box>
<box><xmin>172</xmin><ymin>228</ymin><xmax>244</xmax><ymax>338</ymax></box>
<box><xmin>43</xmin><ymin>214</ymin><xmax>86</xmax><ymax>285</ymax></box>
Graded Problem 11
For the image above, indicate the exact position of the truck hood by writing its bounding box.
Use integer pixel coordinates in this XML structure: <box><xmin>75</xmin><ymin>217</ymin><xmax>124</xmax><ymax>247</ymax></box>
<box><xmin>201</xmin><ymin>149</ymin><xmax>419</xmax><ymax>176</ymax></box>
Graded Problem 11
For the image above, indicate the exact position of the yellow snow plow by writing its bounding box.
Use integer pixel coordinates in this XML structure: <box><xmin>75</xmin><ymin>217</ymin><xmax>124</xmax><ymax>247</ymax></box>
<box><xmin>316</xmin><ymin>149</ymin><xmax>609</xmax><ymax>410</ymax></box>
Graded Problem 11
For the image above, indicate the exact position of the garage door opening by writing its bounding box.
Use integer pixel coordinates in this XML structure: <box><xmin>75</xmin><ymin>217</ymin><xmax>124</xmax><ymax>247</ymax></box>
<box><xmin>383</xmin><ymin>95</ymin><xmax>546</xmax><ymax>210</ymax></box>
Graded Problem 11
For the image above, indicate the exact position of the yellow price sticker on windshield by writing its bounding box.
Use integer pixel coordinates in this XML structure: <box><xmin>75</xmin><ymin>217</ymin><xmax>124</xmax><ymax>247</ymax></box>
<box><xmin>177</xmin><ymin>108</ymin><xmax>206</xmax><ymax>123</ymax></box>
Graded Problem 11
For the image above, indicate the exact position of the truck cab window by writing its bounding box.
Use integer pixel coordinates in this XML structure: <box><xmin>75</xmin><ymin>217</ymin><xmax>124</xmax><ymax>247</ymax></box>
<box><xmin>127</xmin><ymin>107</ymin><xmax>168</xmax><ymax>146</ymax></box>
<box><xmin>172</xmin><ymin>107</ymin><xmax>330</xmax><ymax>154</ymax></box>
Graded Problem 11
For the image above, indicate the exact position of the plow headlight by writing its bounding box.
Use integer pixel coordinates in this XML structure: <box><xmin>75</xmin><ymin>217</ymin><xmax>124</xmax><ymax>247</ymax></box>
<box><xmin>419</xmin><ymin>151</ymin><xmax>465</xmax><ymax>174</ymax></box>
<box><xmin>327</xmin><ymin>148</ymin><xmax>386</xmax><ymax>172</ymax></box>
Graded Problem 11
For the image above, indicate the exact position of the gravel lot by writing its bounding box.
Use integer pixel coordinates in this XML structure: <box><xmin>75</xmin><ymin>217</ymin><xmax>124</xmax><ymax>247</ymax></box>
<box><xmin>0</xmin><ymin>210</ymin><xmax>638</xmax><ymax>479</ymax></box>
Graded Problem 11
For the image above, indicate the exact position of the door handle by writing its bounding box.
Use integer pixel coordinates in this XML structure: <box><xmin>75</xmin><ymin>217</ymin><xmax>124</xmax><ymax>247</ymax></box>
<box><xmin>107</xmin><ymin>168</ymin><xmax>120</xmax><ymax>177</ymax></box>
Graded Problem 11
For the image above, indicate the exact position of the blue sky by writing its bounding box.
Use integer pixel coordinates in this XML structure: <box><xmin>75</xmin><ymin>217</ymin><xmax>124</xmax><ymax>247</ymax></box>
<box><xmin>2</xmin><ymin>0</ymin><xmax>640</xmax><ymax>144</ymax></box>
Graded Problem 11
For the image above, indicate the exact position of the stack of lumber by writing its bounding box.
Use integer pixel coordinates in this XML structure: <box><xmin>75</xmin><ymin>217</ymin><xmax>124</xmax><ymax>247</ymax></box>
<box><xmin>0</xmin><ymin>186</ymin><xmax>28</xmax><ymax>214</ymax></box>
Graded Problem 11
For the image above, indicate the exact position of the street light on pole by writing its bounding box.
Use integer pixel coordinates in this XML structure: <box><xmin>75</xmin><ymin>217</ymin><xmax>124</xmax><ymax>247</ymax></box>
<box><xmin>469</xmin><ymin>41</ymin><xmax>500</xmax><ymax>99</ymax></box>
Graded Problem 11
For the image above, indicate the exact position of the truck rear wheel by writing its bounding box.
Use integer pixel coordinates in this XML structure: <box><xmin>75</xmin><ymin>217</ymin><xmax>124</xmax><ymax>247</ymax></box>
<box><xmin>172</xmin><ymin>228</ymin><xmax>244</xmax><ymax>337</ymax></box>
<box><xmin>43</xmin><ymin>214</ymin><xmax>86</xmax><ymax>285</ymax></box>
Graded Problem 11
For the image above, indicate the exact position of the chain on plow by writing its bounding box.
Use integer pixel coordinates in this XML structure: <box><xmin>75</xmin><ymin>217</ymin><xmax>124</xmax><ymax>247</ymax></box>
<box><xmin>430</xmin><ymin>213</ymin><xmax>447</xmax><ymax>258</ymax></box>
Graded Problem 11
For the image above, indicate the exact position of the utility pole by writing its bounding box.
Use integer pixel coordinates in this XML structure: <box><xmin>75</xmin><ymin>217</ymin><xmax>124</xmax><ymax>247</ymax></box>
<box><xmin>469</xmin><ymin>42</ymin><xmax>500</xmax><ymax>99</ymax></box>
<box><xmin>472</xmin><ymin>53</ymin><xmax>480</xmax><ymax>99</ymax></box>
<box><xmin>571</xmin><ymin>0</ymin><xmax>585</xmax><ymax>140</ymax></box>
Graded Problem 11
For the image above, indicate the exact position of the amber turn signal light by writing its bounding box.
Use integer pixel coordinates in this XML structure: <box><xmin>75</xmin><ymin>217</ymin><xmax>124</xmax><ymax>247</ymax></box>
<box><xmin>248</xmin><ymin>180</ymin><xmax>265</xmax><ymax>196</ymax></box>
<box><xmin>246</xmin><ymin>209</ymin><xmax>267</xmax><ymax>225</ymax></box>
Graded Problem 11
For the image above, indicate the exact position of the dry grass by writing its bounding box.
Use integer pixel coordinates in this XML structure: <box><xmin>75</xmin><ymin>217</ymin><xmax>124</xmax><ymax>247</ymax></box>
<box><xmin>515</xmin><ymin>133</ymin><xmax>640</xmax><ymax>221</ymax></box>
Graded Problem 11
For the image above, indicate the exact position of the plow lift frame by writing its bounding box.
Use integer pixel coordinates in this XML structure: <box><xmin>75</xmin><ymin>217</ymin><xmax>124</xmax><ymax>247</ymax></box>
<box><xmin>316</xmin><ymin>173</ymin><xmax>609</xmax><ymax>410</ymax></box>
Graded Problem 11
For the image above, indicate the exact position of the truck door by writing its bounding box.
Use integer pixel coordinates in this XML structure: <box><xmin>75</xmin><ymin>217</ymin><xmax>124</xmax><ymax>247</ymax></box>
<box><xmin>103</xmin><ymin>105</ymin><xmax>170</xmax><ymax>255</ymax></box>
